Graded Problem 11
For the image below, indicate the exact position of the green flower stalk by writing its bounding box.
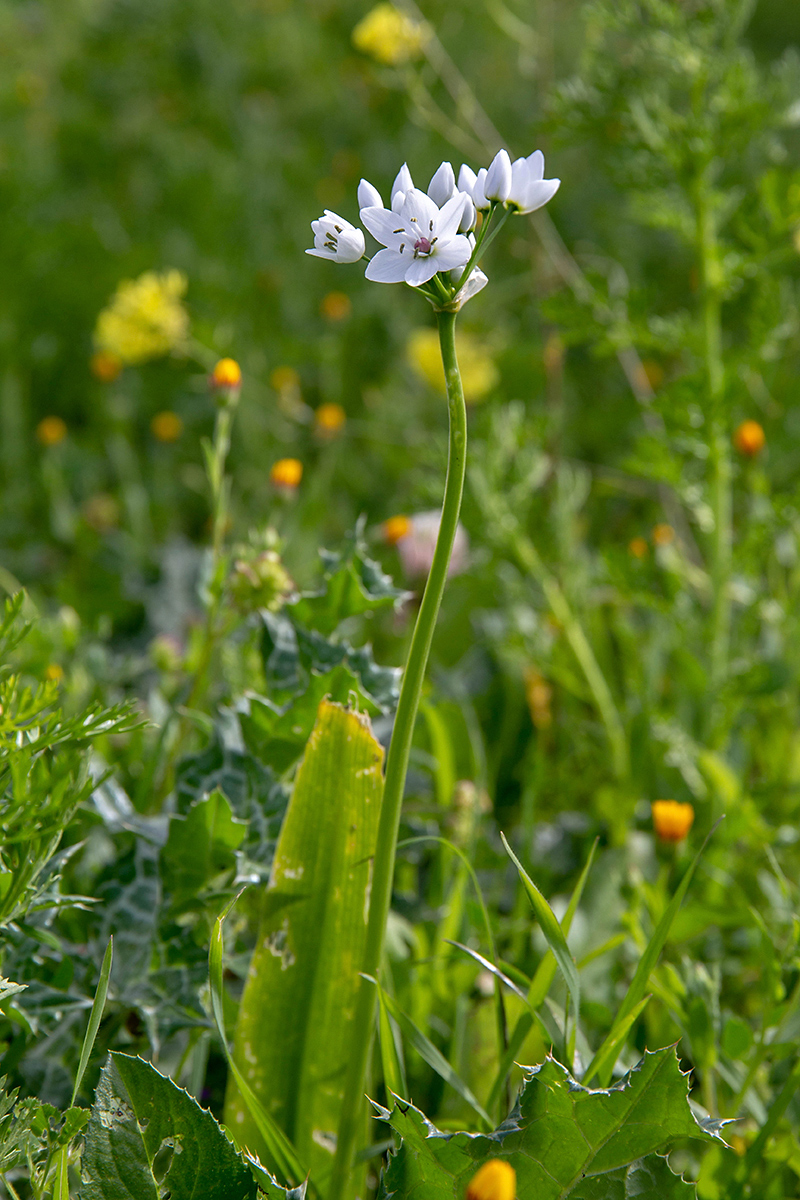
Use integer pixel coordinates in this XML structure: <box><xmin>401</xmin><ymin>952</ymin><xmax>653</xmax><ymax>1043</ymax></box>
<box><xmin>303</xmin><ymin>150</ymin><xmax>562</xmax><ymax>1200</ymax></box>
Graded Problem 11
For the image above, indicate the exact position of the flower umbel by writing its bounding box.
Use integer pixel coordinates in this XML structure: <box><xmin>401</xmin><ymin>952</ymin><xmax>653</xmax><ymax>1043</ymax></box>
<box><xmin>352</xmin><ymin>3</ymin><xmax>430</xmax><ymax>65</ymax></box>
<box><xmin>361</xmin><ymin>189</ymin><xmax>471</xmax><ymax>286</ymax></box>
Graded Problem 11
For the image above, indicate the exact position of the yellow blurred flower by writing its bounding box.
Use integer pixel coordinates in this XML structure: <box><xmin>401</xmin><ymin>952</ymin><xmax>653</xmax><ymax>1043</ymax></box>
<box><xmin>652</xmin><ymin>800</ymin><xmax>694</xmax><ymax>843</ymax></box>
<box><xmin>382</xmin><ymin>514</ymin><xmax>411</xmax><ymax>545</ymax></box>
<box><xmin>652</xmin><ymin>523</ymin><xmax>674</xmax><ymax>547</ymax></box>
<box><xmin>83</xmin><ymin>493</ymin><xmax>120</xmax><ymax>533</ymax></box>
<box><xmin>320</xmin><ymin>291</ymin><xmax>353</xmax><ymax>321</ymax></box>
<box><xmin>270</xmin><ymin>365</ymin><xmax>301</xmax><ymax>394</ymax></box>
<box><xmin>733</xmin><ymin>419</ymin><xmax>765</xmax><ymax>458</ymax></box>
<box><xmin>466</xmin><ymin>1160</ymin><xmax>516</xmax><ymax>1200</ymax></box>
<box><xmin>315</xmin><ymin>403</ymin><xmax>347</xmax><ymax>436</ymax></box>
<box><xmin>352</xmin><ymin>3</ymin><xmax>430</xmax><ymax>65</ymax></box>
<box><xmin>151</xmin><ymin>411</ymin><xmax>184</xmax><ymax>443</ymax></box>
<box><xmin>524</xmin><ymin>667</ymin><xmax>552</xmax><ymax>730</ymax></box>
<box><xmin>211</xmin><ymin>357</ymin><xmax>242</xmax><ymax>390</ymax></box>
<box><xmin>270</xmin><ymin>458</ymin><xmax>303</xmax><ymax>489</ymax></box>
<box><xmin>94</xmin><ymin>269</ymin><xmax>189</xmax><ymax>365</ymax></box>
<box><xmin>90</xmin><ymin>350</ymin><xmax>123</xmax><ymax>383</ymax></box>
<box><xmin>36</xmin><ymin>416</ymin><xmax>67</xmax><ymax>447</ymax></box>
<box><xmin>407</xmin><ymin>328</ymin><xmax>499</xmax><ymax>404</ymax></box>
<box><xmin>628</xmin><ymin>536</ymin><xmax>648</xmax><ymax>559</ymax></box>
<box><xmin>45</xmin><ymin>663</ymin><xmax>64</xmax><ymax>683</ymax></box>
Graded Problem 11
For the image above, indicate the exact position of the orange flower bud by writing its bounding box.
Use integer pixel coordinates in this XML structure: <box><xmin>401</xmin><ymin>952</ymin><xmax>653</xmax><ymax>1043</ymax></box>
<box><xmin>652</xmin><ymin>800</ymin><xmax>694</xmax><ymax>843</ymax></box>
<box><xmin>270</xmin><ymin>458</ymin><xmax>303</xmax><ymax>489</ymax></box>
<box><xmin>466</xmin><ymin>1160</ymin><xmax>516</xmax><ymax>1200</ymax></box>
<box><xmin>383</xmin><ymin>515</ymin><xmax>411</xmax><ymax>545</ymax></box>
<box><xmin>320</xmin><ymin>291</ymin><xmax>352</xmax><ymax>321</ymax></box>
<box><xmin>628</xmin><ymin>536</ymin><xmax>648</xmax><ymax>559</ymax></box>
<box><xmin>652</xmin><ymin>523</ymin><xmax>674</xmax><ymax>547</ymax></box>
<box><xmin>211</xmin><ymin>358</ymin><xmax>242</xmax><ymax>390</ymax></box>
<box><xmin>90</xmin><ymin>350</ymin><xmax>123</xmax><ymax>383</ymax></box>
<box><xmin>151</xmin><ymin>411</ymin><xmax>184</xmax><ymax>443</ymax></box>
<box><xmin>733</xmin><ymin>419</ymin><xmax>765</xmax><ymax>458</ymax></box>
<box><xmin>36</xmin><ymin>416</ymin><xmax>67</xmax><ymax>447</ymax></box>
<box><xmin>315</xmin><ymin>403</ymin><xmax>347</xmax><ymax>435</ymax></box>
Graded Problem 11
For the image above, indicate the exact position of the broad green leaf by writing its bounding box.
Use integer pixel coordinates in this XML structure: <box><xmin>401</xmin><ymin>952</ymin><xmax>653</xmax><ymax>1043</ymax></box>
<box><xmin>288</xmin><ymin>527</ymin><xmax>406</xmax><ymax>636</ymax></box>
<box><xmin>377</xmin><ymin>1046</ymin><xmax>720</xmax><ymax>1200</ymax></box>
<box><xmin>159</xmin><ymin>788</ymin><xmax>245</xmax><ymax>910</ymax></box>
<box><xmin>80</xmin><ymin>1053</ymin><xmax>257</xmax><ymax>1200</ymax></box>
<box><xmin>501</xmin><ymin>833</ymin><xmax>580</xmax><ymax>1043</ymax></box>
<box><xmin>225</xmin><ymin>699</ymin><xmax>384</xmax><ymax>1182</ymax></box>
<box><xmin>365</xmin><ymin>975</ymin><xmax>492</xmax><ymax>1129</ymax></box>
<box><xmin>593</xmin><ymin>821</ymin><xmax>720</xmax><ymax>1087</ymax></box>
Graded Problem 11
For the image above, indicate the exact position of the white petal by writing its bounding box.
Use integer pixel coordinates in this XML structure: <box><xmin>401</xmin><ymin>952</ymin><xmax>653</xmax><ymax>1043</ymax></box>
<box><xmin>391</xmin><ymin>163</ymin><xmax>414</xmax><ymax>201</ymax></box>
<box><xmin>404</xmin><ymin>255</ymin><xmax>440</xmax><ymax>286</ymax></box>
<box><xmin>436</xmin><ymin>192</ymin><xmax>468</xmax><ymax>241</ymax></box>
<box><xmin>365</xmin><ymin>248</ymin><xmax>411</xmax><ymax>283</ymax></box>
<box><xmin>400</xmin><ymin>188</ymin><xmax>439</xmax><ymax>234</ymax></box>
<box><xmin>473</xmin><ymin>168</ymin><xmax>489</xmax><ymax>210</ymax></box>
<box><xmin>391</xmin><ymin>191</ymin><xmax>405</xmax><ymax>214</ymax></box>
<box><xmin>358</xmin><ymin>178</ymin><xmax>383</xmax><ymax>209</ymax></box>
<box><xmin>454</xmin><ymin>267</ymin><xmax>488</xmax><ymax>306</ymax></box>
<box><xmin>306</xmin><ymin>247</ymin><xmax>334</xmax><ymax>259</ymax></box>
<box><xmin>514</xmin><ymin>177</ymin><xmax>560</xmax><ymax>214</ymax></box>
<box><xmin>432</xmin><ymin>235</ymin><xmax>471</xmax><ymax>271</ymax></box>
<box><xmin>526</xmin><ymin>149</ymin><xmax>545</xmax><ymax>181</ymax></box>
<box><xmin>458</xmin><ymin>164</ymin><xmax>477</xmax><ymax>194</ymax></box>
<box><xmin>428</xmin><ymin>161</ymin><xmax>455</xmax><ymax>207</ymax></box>
<box><xmin>484</xmin><ymin>149</ymin><xmax>512</xmax><ymax>202</ymax></box>
<box><xmin>336</xmin><ymin>228</ymin><xmax>366</xmax><ymax>262</ymax></box>
<box><xmin>360</xmin><ymin>205</ymin><xmax>405</xmax><ymax>247</ymax></box>
<box><xmin>459</xmin><ymin>196</ymin><xmax>477</xmax><ymax>232</ymax></box>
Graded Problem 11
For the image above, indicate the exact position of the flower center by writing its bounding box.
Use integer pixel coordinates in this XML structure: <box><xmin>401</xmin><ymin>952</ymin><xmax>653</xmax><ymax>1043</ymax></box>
<box><xmin>413</xmin><ymin>236</ymin><xmax>433</xmax><ymax>255</ymax></box>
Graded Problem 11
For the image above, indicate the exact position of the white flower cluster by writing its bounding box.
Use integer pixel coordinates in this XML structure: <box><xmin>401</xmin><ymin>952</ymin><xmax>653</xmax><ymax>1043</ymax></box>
<box><xmin>306</xmin><ymin>149</ymin><xmax>560</xmax><ymax>302</ymax></box>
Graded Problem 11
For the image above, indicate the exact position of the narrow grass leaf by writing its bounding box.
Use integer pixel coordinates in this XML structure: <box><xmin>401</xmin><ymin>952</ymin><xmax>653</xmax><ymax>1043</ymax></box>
<box><xmin>377</xmin><ymin>985</ymin><xmax>408</xmax><ymax>1101</ymax></box>
<box><xmin>363</xmin><ymin>975</ymin><xmax>492</xmax><ymax>1129</ymax></box>
<box><xmin>528</xmin><ymin>837</ymin><xmax>597</xmax><ymax>1009</ymax></box>
<box><xmin>71</xmin><ymin>936</ymin><xmax>113</xmax><ymax>1106</ymax></box>
<box><xmin>582</xmin><ymin>995</ymin><xmax>651</xmax><ymax>1086</ymax></box>
<box><xmin>445</xmin><ymin>941</ymin><xmax>530</xmax><ymax>1005</ymax></box>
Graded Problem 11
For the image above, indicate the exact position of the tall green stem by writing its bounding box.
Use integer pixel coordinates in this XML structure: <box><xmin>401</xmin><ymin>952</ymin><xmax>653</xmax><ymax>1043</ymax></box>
<box><xmin>329</xmin><ymin>309</ymin><xmax>467</xmax><ymax>1200</ymax></box>
<box><xmin>696</xmin><ymin>169</ymin><xmax>729</xmax><ymax>702</ymax></box>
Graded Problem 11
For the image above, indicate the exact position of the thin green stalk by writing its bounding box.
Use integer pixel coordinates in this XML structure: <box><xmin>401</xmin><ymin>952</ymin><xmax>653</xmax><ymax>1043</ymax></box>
<box><xmin>329</xmin><ymin>308</ymin><xmax>468</xmax><ymax>1200</ymax></box>
<box><xmin>695</xmin><ymin>169</ymin><xmax>729</xmax><ymax>699</ymax></box>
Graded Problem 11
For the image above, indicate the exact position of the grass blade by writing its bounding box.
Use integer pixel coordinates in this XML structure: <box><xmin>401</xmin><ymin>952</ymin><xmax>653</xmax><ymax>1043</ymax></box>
<box><xmin>71</xmin><ymin>936</ymin><xmax>113</xmax><ymax>1106</ymax></box>
<box><xmin>209</xmin><ymin>897</ymin><xmax>309</xmax><ymax>1188</ymax></box>
<box><xmin>581</xmin><ymin>995</ymin><xmax>651</xmax><ymax>1086</ymax></box>
<box><xmin>528</xmin><ymin>837</ymin><xmax>597</xmax><ymax>1008</ymax></box>
<box><xmin>376</xmin><ymin>984</ymin><xmax>408</xmax><ymax>1101</ymax></box>
<box><xmin>363</xmin><ymin>975</ymin><xmax>492</xmax><ymax>1129</ymax></box>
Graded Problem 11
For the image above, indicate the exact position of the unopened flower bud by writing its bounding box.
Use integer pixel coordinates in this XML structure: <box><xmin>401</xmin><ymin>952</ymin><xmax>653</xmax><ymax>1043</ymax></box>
<box><xmin>211</xmin><ymin>358</ymin><xmax>242</xmax><ymax>406</ymax></box>
<box><xmin>484</xmin><ymin>149</ymin><xmax>512</xmax><ymax>203</ymax></box>
<box><xmin>315</xmin><ymin>403</ymin><xmax>347</xmax><ymax>436</ymax></box>
<box><xmin>270</xmin><ymin>458</ymin><xmax>303</xmax><ymax>491</ymax></box>
<box><xmin>652</xmin><ymin>800</ymin><xmax>694</xmax><ymax>843</ymax></box>
<box><xmin>733</xmin><ymin>419</ymin><xmax>765</xmax><ymax>458</ymax></box>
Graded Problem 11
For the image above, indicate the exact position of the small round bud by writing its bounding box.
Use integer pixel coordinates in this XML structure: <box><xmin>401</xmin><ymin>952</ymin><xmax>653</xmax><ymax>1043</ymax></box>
<box><xmin>382</xmin><ymin>515</ymin><xmax>411</xmax><ymax>545</ymax></box>
<box><xmin>36</xmin><ymin>416</ymin><xmax>67</xmax><ymax>447</ymax></box>
<box><xmin>90</xmin><ymin>351</ymin><xmax>123</xmax><ymax>383</ymax></box>
<box><xmin>315</xmin><ymin>403</ymin><xmax>347</xmax><ymax>437</ymax></box>
<box><xmin>270</xmin><ymin>458</ymin><xmax>303</xmax><ymax>490</ymax></box>
<box><xmin>733</xmin><ymin>419</ymin><xmax>765</xmax><ymax>458</ymax></box>
<box><xmin>45</xmin><ymin>663</ymin><xmax>64</xmax><ymax>683</ymax></box>
<box><xmin>151</xmin><ymin>411</ymin><xmax>184</xmax><ymax>442</ymax></box>
<box><xmin>211</xmin><ymin>358</ymin><xmax>242</xmax><ymax>390</ymax></box>
<box><xmin>652</xmin><ymin>800</ymin><xmax>694</xmax><ymax>843</ymax></box>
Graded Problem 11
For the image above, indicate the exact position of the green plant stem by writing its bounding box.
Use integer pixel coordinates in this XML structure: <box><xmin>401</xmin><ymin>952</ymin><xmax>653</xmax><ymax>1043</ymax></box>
<box><xmin>329</xmin><ymin>309</ymin><xmax>468</xmax><ymax>1200</ymax></box>
<box><xmin>696</xmin><ymin>170</ymin><xmax>729</xmax><ymax>702</ymax></box>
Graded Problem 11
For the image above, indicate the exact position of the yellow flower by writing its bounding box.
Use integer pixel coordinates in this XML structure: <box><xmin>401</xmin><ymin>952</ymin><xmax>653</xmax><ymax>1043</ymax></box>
<box><xmin>90</xmin><ymin>350</ymin><xmax>123</xmax><ymax>383</ymax></box>
<box><xmin>628</xmin><ymin>536</ymin><xmax>648</xmax><ymax>559</ymax></box>
<box><xmin>382</xmin><ymin>514</ymin><xmax>411</xmax><ymax>545</ymax></box>
<box><xmin>733</xmin><ymin>419</ymin><xmax>765</xmax><ymax>458</ymax></box>
<box><xmin>270</xmin><ymin>458</ymin><xmax>303</xmax><ymax>489</ymax></box>
<box><xmin>352</xmin><ymin>3</ymin><xmax>430</xmax><ymax>65</ymax></box>
<box><xmin>45</xmin><ymin>663</ymin><xmax>64</xmax><ymax>683</ymax></box>
<box><xmin>94</xmin><ymin>269</ymin><xmax>189</xmax><ymax>365</ymax></box>
<box><xmin>652</xmin><ymin>523</ymin><xmax>674</xmax><ymax>547</ymax></box>
<box><xmin>211</xmin><ymin>357</ymin><xmax>242</xmax><ymax>390</ymax></box>
<box><xmin>652</xmin><ymin>800</ymin><xmax>694</xmax><ymax>843</ymax></box>
<box><xmin>407</xmin><ymin>328</ymin><xmax>499</xmax><ymax>404</ymax></box>
<box><xmin>466</xmin><ymin>1160</ymin><xmax>516</xmax><ymax>1200</ymax></box>
<box><xmin>151</xmin><ymin>411</ymin><xmax>184</xmax><ymax>443</ymax></box>
<box><xmin>320</xmin><ymin>291</ymin><xmax>353</xmax><ymax>321</ymax></box>
<box><xmin>315</xmin><ymin>403</ymin><xmax>347</xmax><ymax>436</ymax></box>
<box><xmin>36</xmin><ymin>416</ymin><xmax>67</xmax><ymax>447</ymax></box>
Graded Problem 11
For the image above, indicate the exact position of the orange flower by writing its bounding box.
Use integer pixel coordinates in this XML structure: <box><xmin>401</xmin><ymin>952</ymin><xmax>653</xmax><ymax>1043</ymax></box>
<box><xmin>628</xmin><ymin>536</ymin><xmax>648</xmax><ymax>559</ymax></box>
<box><xmin>90</xmin><ymin>350</ymin><xmax>123</xmax><ymax>383</ymax></box>
<box><xmin>36</xmin><ymin>416</ymin><xmax>67</xmax><ymax>447</ymax></box>
<box><xmin>320</xmin><ymin>291</ymin><xmax>352</xmax><ymax>321</ymax></box>
<box><xmin>652</xmin><ymin>523</ymin><xmax>674</xmax><ymax>547</ymax></box>
<box><xmin>383</xmin><ymin>515</ymin><xmax>411</xmax><ymax>545</ymax></box>
<box><xmin>270</xmin><ymin>458</ymin><xmax>303</xmax><ymax>489</ymax></box>
<box><xmin>733</xmin><ymin>419</ymin><xmax>765</xmax><ymax>458</ymax></box>
<box><xmin>652</xmin><ymin>800</ymin><xmax>694</xmax><ymax>843</ymax></box>
<box><xmin>151</xmin><ymin>411</ymin><xmax>184</xmax><ymax>443</ymax></box>
<box><xmin>211</xmin><ymin>357</ymin><xmax>242</xmax><ymax>390</ymax></box>
<box><xmin>466</xmin><ymin>1160</ymin><xmax>516</xmax><ymax>1200</ymax></box>
<box><xmin>315</xmin><ymin>403</ymin><xmax>346</xmax><ymax>436</ymax></box>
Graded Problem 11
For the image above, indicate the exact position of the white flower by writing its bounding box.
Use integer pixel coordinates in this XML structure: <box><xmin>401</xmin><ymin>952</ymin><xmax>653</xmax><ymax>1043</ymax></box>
<box><xmin>358</xmin><ymin>178</ymin><xmax>383</xmax><ymax>209</ymax></box>
<box><xmin>395</xmin><ymin>510</ymin><xmax>469</xmax><ymax>579</ymax></box>
<box><xmin>484</xmin><ymin>149</ymin><xmax>512</xmax><ymax>202</ymax></box>
<box><xmin>507</xmin><ymin>150</ymin><xmax>560</xmax><ymax>214</ymax></box>
<box><xmin>472</xmin><ymin>168</ymin><xmax>490</xmax><ymax>211</ymax></box>
<box><xmin>306</xmin><ymin>211</ymin><xmax>365</xmax><ymax>263</ymax></box>
<box><xmin>361</xmin><ymin>188</ymin><xmax>471</xmax><ymax>286</ymax></box>
<box><xmin>428</xmin><ymin>161</ymin><xmax>456</xmax><ymax>206</ymax></box>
